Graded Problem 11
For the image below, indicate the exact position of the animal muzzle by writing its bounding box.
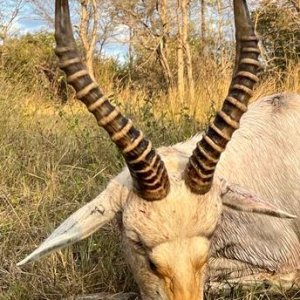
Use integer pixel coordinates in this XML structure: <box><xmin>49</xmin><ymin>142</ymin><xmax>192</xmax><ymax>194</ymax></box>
<box><xmin>164</xmin><ymin>276</ymin><xmax>203</xmax><ymax>300</ymax></box>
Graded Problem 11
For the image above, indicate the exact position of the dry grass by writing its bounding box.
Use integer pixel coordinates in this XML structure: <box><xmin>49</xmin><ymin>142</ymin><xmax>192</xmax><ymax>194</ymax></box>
<box><xmin>0</xmin><ymin>63</ymin><xmax>300</xmax><ymax>299</ymax></box>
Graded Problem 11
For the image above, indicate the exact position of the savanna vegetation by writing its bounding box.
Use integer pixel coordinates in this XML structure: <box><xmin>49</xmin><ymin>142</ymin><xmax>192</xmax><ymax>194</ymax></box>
<box><xmin>0</xmin><ymin>0</ymin><xmax>299</xmax><ymax>299</ymax></box>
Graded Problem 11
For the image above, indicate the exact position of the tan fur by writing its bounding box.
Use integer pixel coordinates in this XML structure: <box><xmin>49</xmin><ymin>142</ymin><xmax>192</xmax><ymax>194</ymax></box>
<box><xmin>118</xmin><ymin>165</ymin><xmax>221</xmax><ymax>299</ymax></box>
<box><xmin>150</xmin><ymin>237</ymin><xmax>208</xmax><ymax>300</ymax></box>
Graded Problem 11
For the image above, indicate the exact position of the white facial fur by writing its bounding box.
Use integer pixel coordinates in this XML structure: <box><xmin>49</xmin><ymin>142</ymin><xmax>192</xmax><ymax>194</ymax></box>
<box><xmin>119</xmin><ymin>157</ymin><xmax>223</xmax><ymax>299</ymax></box>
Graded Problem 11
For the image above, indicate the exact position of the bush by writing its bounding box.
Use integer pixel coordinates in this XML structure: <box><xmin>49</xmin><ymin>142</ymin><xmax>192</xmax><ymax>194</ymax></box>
<box><xmin>255</xmin><ymin>2</ymin><xmax>300</xmax><ymax>71</ymax></box>
<box><xmin>0</xmin><ymin>33</ymin><xmax>68</xmax><ymax>101</ymax></box>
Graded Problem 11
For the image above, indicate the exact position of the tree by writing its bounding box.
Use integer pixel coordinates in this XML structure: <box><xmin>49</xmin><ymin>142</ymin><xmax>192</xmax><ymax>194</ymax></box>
<box><xmin>28</xmin><ymin>0</ymin><xmax>117</xmax><ymax>79</ymax></box>
<box><xmin>254</xmin><ymin>0</ymin><xmax>300</xmax><ymax>70</ymax></box>
<box><xmin>114</xmin><ymin>0</ymin><xmax>175</xmax><ymax>93</ymax></box>
<box><xmin>156</xmin><ymin>0</ymin><xmax>174</xmax><ymax>92</ymax></box>
<box><xmin>79</xmin><ymin>0</ymin><xmax>98</xmax><ymax>80</ymax></box>
<box><xmin>0</xmin><ymin>0</ymin><xmax>24</xmax><ymax>44</ymax></box>
<box><xmin>176</xmin><ymin>0</ymin><xmax>185</xmax><ymax>102</ymax></box>
<box><xmin>181</xmin><ymin>0</ymin><xmax>195</xmax><ymax>103</ymax></box>
<box><xmin>200</xmin><ymin>0</ymin><xmax>206</xmax><ymax>40</ymax></box>
<box><xmin>26</xmin><ymin>0</ymin><xmax>54</xmax><ymax>25</ymax></box>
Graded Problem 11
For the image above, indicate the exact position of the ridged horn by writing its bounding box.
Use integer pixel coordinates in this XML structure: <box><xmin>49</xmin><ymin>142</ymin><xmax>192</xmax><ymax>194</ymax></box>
<box><xmin>185</xmin><ymin>0</ymin><xmax>260</xmax><ymax>194</ymax></box>
<box><xmin>55</xmin><ymin>0</ymin><xmax>169</xmax><ymax>200</ymax></box>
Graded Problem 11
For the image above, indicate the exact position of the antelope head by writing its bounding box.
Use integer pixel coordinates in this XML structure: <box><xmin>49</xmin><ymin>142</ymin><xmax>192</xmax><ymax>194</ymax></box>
<box><xmin>18</xmin><ymin>1</ymin><xmax>295</xmax><ymax>299</ymax></box>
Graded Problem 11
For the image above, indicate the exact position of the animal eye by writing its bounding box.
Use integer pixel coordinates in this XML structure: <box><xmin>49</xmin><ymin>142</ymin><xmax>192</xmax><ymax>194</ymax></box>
<box><xmin>130</xmin><ymin>239</ymin><xmax>147</xmax><ymax>255</ymax></box>
<box><xmin>148</xmin><ymin>258</ymin><xmax>157</xmax><ymax>272</ymax></box>
<box><xmin>133</xmin><ymin>240</ymin><xmax>144</xmax><ymax>248</ymax></box>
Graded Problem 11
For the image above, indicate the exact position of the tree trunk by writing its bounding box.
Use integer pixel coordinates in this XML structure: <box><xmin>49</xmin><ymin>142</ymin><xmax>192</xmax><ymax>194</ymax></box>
<box><xmin>200</xmin><ymin>0</ymin><xmax>206</xmax><ymax>40</ymax></box>
<box><xmin>177</xmin><ymin>0</ymin><xmax>185</xmax><ymax>104</ymax></box>
<box><xmin>181</xmin><ymin>0</ymin><xmax>195</xmax><ymax>103</ymax></box>
<box><xmin>79</xmin><ymin>0</ymin><xmax>98</xmax><ymax>80</ymax></box>
<box><xmin>128</xmin><ymin>26</ymin><xmax>133</xmax><ymax>83</ymax></box>
<box><xmin>216</xmin><ymin>0</ymin><xmax>225</xmax><ymax>69</ymax></box>
<box><xmin>156</xmin><ymin>42</ymin><xmax>174</xmax><ymax>91</ymax></box>
<box><xmin>157</xmin><ymin>0</ymin><xmax>174</xmax><ymax>93</ymax></box>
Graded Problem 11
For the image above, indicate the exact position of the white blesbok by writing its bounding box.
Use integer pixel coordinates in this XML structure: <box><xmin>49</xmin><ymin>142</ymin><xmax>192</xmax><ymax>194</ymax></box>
<box><xmin>18</xmin><ymin>0</ymin><xmax>300</xmax><ymax>299</ymax></box>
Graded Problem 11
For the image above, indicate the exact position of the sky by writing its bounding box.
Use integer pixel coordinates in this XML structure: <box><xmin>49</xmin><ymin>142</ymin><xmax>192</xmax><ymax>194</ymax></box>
<box><xmin>9</xmin><ymin>3</ymin><xmax>48</xmax><ymax>34</ymax></box>
<box><xmin>7</xmin><ymin>2</ymin><xmax>128</xmax><ymax>61</ymax></box>
<box><xmin>5</xmin><ymin>0</ymin><xmax>259</xmax><ymax>62</ymax></box>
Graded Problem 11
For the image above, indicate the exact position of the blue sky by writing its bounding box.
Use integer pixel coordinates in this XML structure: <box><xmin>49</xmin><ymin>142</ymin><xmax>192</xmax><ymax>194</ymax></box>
<box><xmin>9</xmin><ymin>2</ymin><xmax>128</xmax><ymax>61</ymax></box>
<box><xmin>16</xmin><ymin>18</ymin><xmax>47</xmax><ymax>34</ymax></box>
<box><xmin>8</xmin><ymin>0</ymin><xmax>257</xmax><ymax>62</ymax></box>
<box><xmin>10</xmin><ymin>3</ymin><xmax>48</xmax><ymax>34</ymax></box>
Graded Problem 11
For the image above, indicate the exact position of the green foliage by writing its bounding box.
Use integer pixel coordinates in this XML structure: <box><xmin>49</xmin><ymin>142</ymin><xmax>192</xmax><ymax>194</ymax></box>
<box><xmin>93</xmin><ymin>55</ymin><xmax>122</xmax><ymax>93</ymax></box>
<box><xmin>0</xmin><ymin>33</ymin><xmax>122</xmax><ymax>103</ymax></box>
<box><xmin>1</xmin><ymin>33</ymin><xmax>58</xmax><ymax>96</ymax></box>
<box><xmin>255</xmin><ymin>3</ymin><xmax>300</xmax><ymax>70</ymax></box>
<box><xmin>137</xmin><ymin>100</ymin><xmax>203</xmax><ymax>146</ymax></box>
<box><xmin>122</xmin><ymin>49</ymin><xmax>170</xmax><ymax>94</ymax></box>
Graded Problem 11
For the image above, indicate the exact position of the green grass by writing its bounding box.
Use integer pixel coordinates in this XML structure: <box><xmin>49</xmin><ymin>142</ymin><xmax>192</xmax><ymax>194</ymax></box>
<box><xmin>0</xmin><ymin>82</ymin><xmax>201</xmax><ymax>299</ymax></box>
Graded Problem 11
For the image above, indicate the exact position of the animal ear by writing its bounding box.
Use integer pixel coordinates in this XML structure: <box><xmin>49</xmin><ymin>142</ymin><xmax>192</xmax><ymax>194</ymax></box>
<box><xmin>17</xmin><ymin>179</ymin><xmax>125</xmax><ymax>266</ymax></box>
<box><xmin>219</xmin><ymin>178</ymin><xmax>296</xmax><ymax>219</ymax></box>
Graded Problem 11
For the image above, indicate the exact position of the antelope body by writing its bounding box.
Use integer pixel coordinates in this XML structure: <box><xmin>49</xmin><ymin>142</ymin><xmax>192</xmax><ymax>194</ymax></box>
<box><xmin>18</xmin><ymin>0</ymin><xmax>300</xmax><ymax>299</ymax></box>
<box><xmin>209</xmin><ymin>93</ymin><xmax>300</xmax><ymax>280</ymax></box>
